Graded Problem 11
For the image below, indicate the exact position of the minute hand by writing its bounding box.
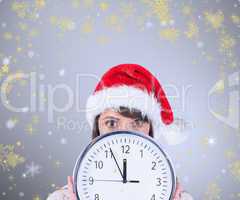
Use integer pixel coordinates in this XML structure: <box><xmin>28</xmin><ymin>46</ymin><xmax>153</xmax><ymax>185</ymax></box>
<box><xmin>109</xmin><ymin>148</ymin><xmax>124</xmax><ymax>180</ymax></box>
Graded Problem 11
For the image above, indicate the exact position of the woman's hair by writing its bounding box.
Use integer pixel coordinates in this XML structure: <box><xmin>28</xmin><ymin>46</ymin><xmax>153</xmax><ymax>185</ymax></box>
<box><xmin>92</xmin><ymin>106</ymin><xmax>153</xmax><ymax>140</ymax></box>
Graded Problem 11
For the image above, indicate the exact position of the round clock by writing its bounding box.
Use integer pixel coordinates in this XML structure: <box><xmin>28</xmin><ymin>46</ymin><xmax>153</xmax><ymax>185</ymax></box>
<box><xmin>73</xmin><ymin>131</ymin><xmax>176</xmax><ymax>200</ymax></box>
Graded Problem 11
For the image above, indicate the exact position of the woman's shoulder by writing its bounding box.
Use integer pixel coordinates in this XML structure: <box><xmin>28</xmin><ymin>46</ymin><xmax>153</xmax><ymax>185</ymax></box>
<box><xmin>46</xmin><ymin>185</ymin><xmax>71</xmax><ymax>200</ymax></box>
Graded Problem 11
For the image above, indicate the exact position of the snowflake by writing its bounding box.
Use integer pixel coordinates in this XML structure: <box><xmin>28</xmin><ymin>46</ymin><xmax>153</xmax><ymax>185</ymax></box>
<box><xmin>23</xmin><ymin>162</ymin><xmax>41</xmax><ymax>178</ymax></box>
<box><xmin>145</xmin><ymin>21</ymin><xmax>154</xmax><ymax>28</ymax></box>
<box><xmin>229</xmin><ymin>160</ymin><xmax>240</xmax><ymax>182</ymax></box>
<box><xmin>58</xmin><ymin>69</ymin><xmax>65</xmax><ymax>76</ymax></box>
<box><xmin>1</xmin><ymin>22</ymin><xmax>7</xmax><ymax>28</ymax></box>
<box><xmin>99</xmin><ymin>2</ymin><xmax>109</xmax><ymax>11</ymax></box>
<box><xmin>197</xmin><ymin>41</ymin><xmax>204</xmax><ymax>48</ymax></box>
<box><xmin>35</xmin><ymin>0</ymin><xmax>46</xmax><ymax>9</ymax></box>
<box><xmin>221</xmin><ymin>168</ymin><xmax>226</xmax><ymax>174</ymax></box>
<box><xmin>160</xmin><ymin>28</ymin><xmax>180</xmax><ymax>42</ymax></box>
<box><xmin>204</xmin><ymin>182</ymin><xmax>222</xmax><ymax>200</ymax></box>
<box><xmin>185</xmin><ymin>21</ymin><xmax>199</xmax><ymax>39</ymax></box>
<box><xmin>204</xmin><ymin>10</ymin><xmax>224</xmax><ymax>29</ymax></box>
<box><xmin>6</xmin><ymin>118</ymin><xmax>18</xmax><ymax>129</ymax></box>
<box><xmin>19</xmin><ymin>192</ymin><xmax>24</xmax><ymax>197</ymax></box>
<box><xmin>60</xmin><ymin>137</ymin><xmax>67</xmax><ymax>145</ymax></box>
<box><xmin>208</xmin><ymin>137</ymin><xmax>216</xmax><ymax>146</ymax></box>
<box><xmin>48</xmin><ymin>130</ymin><xmax>53</xmax><ymax>136</ymax></box>
<box><xmin>0</xmin><ymin>144</ymin><xmax>25</xmax><ymax>170</ymax></box>
<box><xmin>28</xmin><ymin>50</ymin><xmax>35</xmax><ymax>58</ymax></box>
<box><xmin>2</xmin><ymin>57</ymin><xmax>10</xmax><ymax>65</ymax></box>
<box><xmin>21</xmin><ymin>107</ymin><xmax>29</xmax><ymax>112</ymax></box>
<box><xmin>202</xmin><ymin>136</ymin><xmax>217</xmax><ymax>147</ymax></box>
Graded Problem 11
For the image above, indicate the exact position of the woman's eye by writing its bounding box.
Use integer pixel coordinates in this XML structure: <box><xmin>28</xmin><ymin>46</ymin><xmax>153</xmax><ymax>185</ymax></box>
<box><xmin>105</xmin><ymin>120</ymin><xmax>118</xmax><ymax>129</ymax></box>
<box><xmin>132</xmin><ymin>119</ymin><xmax>144</xmax><ymax>127</ymax></box>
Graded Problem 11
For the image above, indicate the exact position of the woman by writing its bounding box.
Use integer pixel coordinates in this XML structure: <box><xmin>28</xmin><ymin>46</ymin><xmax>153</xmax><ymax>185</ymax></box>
<box><xmin>46</xmin><ymin>64</ymin><xmax>194</xmax><ymax>200</ymax></box>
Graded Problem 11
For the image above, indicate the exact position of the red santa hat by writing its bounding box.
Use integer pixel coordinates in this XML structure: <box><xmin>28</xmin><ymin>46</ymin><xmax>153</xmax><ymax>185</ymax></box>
<box><xmin>86</xmin><ymin>63</ymin><xmax>180</xmax><ymax>140</ymax></box>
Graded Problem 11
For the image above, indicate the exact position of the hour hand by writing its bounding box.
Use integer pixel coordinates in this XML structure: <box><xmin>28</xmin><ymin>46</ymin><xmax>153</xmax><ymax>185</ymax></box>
<box><xmin>123</xmin><ymin>159</ymin><xmax>127</xmax><ymax>183</ymax></box>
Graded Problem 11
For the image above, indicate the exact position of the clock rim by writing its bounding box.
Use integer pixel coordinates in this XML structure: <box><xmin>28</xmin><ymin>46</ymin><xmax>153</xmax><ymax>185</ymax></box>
<box><xmin>72</xmin><ymin>130</ymin><xmax>177</xmax><ymax>200</ymax></box>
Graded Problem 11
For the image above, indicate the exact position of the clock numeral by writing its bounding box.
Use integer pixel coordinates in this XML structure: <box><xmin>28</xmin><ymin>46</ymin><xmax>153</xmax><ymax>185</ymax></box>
<box><xmin>140</xmin><ymin>149</ymin><xmax>143</xmax><ymax>158</ymax></box>
<box><xmin>121</xmin><ymin>145</ymin><xmax>130</xmax><ymax>154</ymax></box>
<box><xmin>94</xmin><ymin>160</ymin><xmax>103</xmax><ymax>169</ymax></box>
<box><xmin>156</xmin><ymin>177</ymin><xmax>162</xmax><ymax>186</ymax></box>
<box><xmin>94</xmin><ymin>194</ymin><xmax>100</xmax><ymax>200</ymax></box>
<box><xmin>105</xmin><ymin>150</ymin><xmax>113</xmax><ymax>158</ymax></box>
<box><xmin>89</xmin><ymin>176</ymin><xmax>94</xmax><ymax>185</ymax></box>
<box><xmin>151</xmin><ymin>161</ymin><xmax>157</xmax><ymax>170</ymax></box>
<box><xmin>150</xmin><ymin>194</ymin><xmax>156</xmax><ymax>200</ymax></box>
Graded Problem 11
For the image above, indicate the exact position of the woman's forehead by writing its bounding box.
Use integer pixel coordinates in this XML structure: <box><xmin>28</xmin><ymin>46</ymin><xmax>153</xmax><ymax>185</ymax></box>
<box><xmin>99</xmin><ymin>107</ymin><xmax>147</xmax><ymax>121</ymax></box>
<box><xmin>100</xmin><ymin>108</ymin><xmax>123</xmax><ymax>117</ymax></box>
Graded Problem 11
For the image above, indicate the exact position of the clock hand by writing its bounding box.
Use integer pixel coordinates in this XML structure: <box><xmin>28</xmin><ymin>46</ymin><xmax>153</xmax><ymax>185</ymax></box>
<box><xmin>93</xmin><ymin>179</ymin><xmax>140</xmax><ymax>183</ymax></box>
<box><xmin>94</xmin><ymin>179</ymin><xmax>123</xmax><ymax>182</ymax></box>
<box><xmin>127</xmin><ymin>180</ymin><xmax>140</xmax><ymax>183</ymax></box>
<box><xmin>109</xmin><ymin>148</ymin><xmax>124</xmax><ymax>180</ymax></box>
<box><xmin>123</xmin><ymin>159</ymin><xmax>127</xmax><ymax>183</ymax></box>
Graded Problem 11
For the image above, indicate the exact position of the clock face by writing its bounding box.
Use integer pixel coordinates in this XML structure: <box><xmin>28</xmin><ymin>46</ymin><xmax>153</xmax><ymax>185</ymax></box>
<box><xmin>73</xmin><ymin>131</ymin><xmax>176</xmax><ymax>200</ymax></box>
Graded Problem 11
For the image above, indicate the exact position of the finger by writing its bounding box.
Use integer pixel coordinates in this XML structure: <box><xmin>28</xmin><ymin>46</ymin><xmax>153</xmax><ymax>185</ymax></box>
<box><xmin>67</xmin><ymin>176</ymin><xmax>71</xmax><ymax>189</ymax></box>
<box><xmin>68</xmin><ymin>176</ymin><xmax>77</xmax><ymax>200</ymax></box>
<box><xmin>70</xmin><ymin>176</ymin><xmax>74</xmax><ymax>185</ymax></box>
<box><xmin>173</xmin><ymin>179</ymin><xmax>181</xmax><ymax>199</ymax></box>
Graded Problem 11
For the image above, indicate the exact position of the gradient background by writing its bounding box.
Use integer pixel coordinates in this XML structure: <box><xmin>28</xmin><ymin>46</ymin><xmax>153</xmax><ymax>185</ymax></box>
<box><xmin>0</xmin><ymin>0</ymin><xmax>239</xmax><ymax>199</ymax></box>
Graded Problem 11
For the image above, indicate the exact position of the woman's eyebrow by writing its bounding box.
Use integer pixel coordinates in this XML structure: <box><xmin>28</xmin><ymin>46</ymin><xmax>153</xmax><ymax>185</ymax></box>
<box><xmin>102</xmin><ymin>116</ymin><xmax>120</xmax><ymax>120</ymax></box>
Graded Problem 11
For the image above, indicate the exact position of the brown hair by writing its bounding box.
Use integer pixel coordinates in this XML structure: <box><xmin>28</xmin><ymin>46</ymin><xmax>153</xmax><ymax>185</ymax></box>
<box><xmin>92</xmin><ymin>106</ymin><xmax>153</xmax><ymax>140</ymax></box>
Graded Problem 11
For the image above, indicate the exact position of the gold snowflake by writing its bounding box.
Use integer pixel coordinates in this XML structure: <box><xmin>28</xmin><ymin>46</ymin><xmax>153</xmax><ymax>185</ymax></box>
<box><xmin>231</xmin><ymin>14</ymin><xmax>240</xmax><ymax>25</ymax></box>
<box><xmin>120</xmin><ymin>2</ymin><xmax>136</xmax><ymax>18</ymax></box>
<box><xmin>229</xmin><ymin>160</ymin><xmax>240</xmax><ymax>182</ymax></box>
<box><xmin>142</xmin><ymin>0</ymin><xmax>172</xmax><ymax>24</ymax></box>
<box><xmin>35</xmin><ymin>0</ymin><xmax>46</xmax><ymax>9</ymax></box>
<box><xmin>219</xmin><ymin>33</ymin><xmax>236</xmax><ymax>53</ymax></box>
<box><xmin>224</xmin><ymin>149</ymin><xmax>237</xmax><ymax>160</ymax></box>
<box><xmin>182</xmin><ymin>5</ymin><xmax>192</xmax><ymax>16</ymax></box>
<box><xmin>1</xmin><ymin>64</ymin><xmax>9</xmax><ymax>73</ymax></box>
<box><xmin>83</xmin><ymin>20</ymin><xmax>94</xmax><ymax>34</ymax></box>
<box><xmin>29</xmin><ymin>29</ymin><xmax>39</xmax><ymax>37</ymax></box>
<box><xmin>160</xmin><ymin>28</ymin><xmax>179</xmax><ymax>42</ymax></box>
<box><xmin>185</xmin><ymin>21</ymin><xmax>199</xmax><ymax>39</ymax></box>
<box><xmin>0</xmin><ymin>144</ymin><xmax>25</xmax><ymax>170</ymax></box>
<box><xmin>99</xmin><ymin>2</ymin><xmax>109</xmax><ymax>11</ymax></box>
<box><xmin>32</xmin><ymin>115</ymin><xmax>40</xmax><ymax>124</ymax></box>
<box><xmin>3</xmin><ymin>32</ymin><xmax>13</xmax><ymax>40</ymax></box>
<box><xmin>83</xmin><ymin>0</ymin><xmax>93</xmax><ymax>8</ymax></box>
<box><xmin>152</xmin><ymin>0</ymin><xmax>172</xmax><ymax>24</ymax></box>
<box><xmin>204</xmin><ymin>10</ymin><xmax>224</xmax><ymax>29</ymax></box>
<box><xmin>25</xmin><ymin>124</ymin><xmax>36</xmax><ymax>135</ymax></box>
<box><xmin>105</xmin><ymin>15</ymin><xmax>123</xmax><ymax>32</ymax></box>
<box><xmin>33</xmin><ymin>194</ymin><xmax>42</xmax><ymax>200</ymax></box>
<box><xmin>204</xmin><ymin>182</ymin><xmax>222</xmax><ymax>200</ymax></box>
<box><xmin>50</xmin><ymin>16</ymin><xmax>75</xmax><ymax>32</ymax></box>
<box><xmin>11</xmin><ymin>1</ymin><xmax>29</xmax><ymax>18</ymax></box>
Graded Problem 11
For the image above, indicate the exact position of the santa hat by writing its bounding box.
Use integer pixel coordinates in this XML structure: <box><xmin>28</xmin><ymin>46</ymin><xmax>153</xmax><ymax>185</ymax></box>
<box><xmin>86</xmin><ymin>63</ymin><xmax>181</xmax><ymax>141</ymax></box>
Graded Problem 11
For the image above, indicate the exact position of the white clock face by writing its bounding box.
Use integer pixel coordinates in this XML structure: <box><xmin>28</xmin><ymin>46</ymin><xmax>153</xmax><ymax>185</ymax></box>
<box><xmin>73</xmin><ymin>131</ymin><xmax>176</xmax><ymax>200</ymax></box>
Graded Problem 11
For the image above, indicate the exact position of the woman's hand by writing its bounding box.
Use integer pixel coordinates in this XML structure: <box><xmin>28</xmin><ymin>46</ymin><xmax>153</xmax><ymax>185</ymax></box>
<box><xmin>67</xmin><ymin>176</ymin><xmax>77</xmax><ymax>200</ymax></box>
<box><xmin>172</xmin><ymin>177</ymin><xmax>183</xmax><ymax>200</ymax></box>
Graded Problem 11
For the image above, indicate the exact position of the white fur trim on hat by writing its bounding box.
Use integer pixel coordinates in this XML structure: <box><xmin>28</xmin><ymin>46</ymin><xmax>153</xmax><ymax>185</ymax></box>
<box><xmin>86</xmin><ymin>85</ymin><xmax>166</xmax><ymax>138</ymax></box>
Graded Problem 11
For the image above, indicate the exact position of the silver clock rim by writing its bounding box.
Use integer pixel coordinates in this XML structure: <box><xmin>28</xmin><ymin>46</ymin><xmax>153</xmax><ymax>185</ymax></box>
<box><xmin>72</xmin><ymin>130</ymin><xmax>177</xmax><ymax>200</ymax></box>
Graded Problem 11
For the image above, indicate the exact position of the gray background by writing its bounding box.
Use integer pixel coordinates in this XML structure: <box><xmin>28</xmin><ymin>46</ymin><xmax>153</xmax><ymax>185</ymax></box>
<box><xmin>0</xmin><ymin>0</ymin><xmax>239</xmax><ymax>199</ymax></box>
